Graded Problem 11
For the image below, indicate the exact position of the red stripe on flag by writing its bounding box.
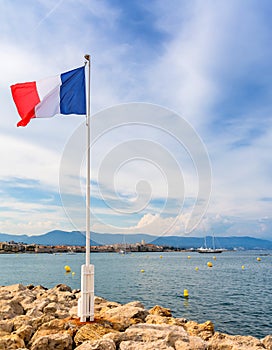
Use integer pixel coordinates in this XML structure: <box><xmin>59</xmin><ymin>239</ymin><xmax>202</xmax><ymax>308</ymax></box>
<box><xmin>10</xmin><ymin>82</ymin><xmax>40</xmax><ymax>127</ymax></box>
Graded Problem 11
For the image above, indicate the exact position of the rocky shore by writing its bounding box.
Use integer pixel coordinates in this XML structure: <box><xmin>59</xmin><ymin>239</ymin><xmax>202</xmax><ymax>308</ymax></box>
<box><xmin>0</xmin><ymin>284</ymin><xmax>271</xmax><ymax>350</ymax></box>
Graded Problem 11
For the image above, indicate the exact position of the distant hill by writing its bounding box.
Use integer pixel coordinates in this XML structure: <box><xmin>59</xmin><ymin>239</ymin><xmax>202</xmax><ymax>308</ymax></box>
<box><xmin>0</xmin><ymin>230</ymin><xmax>98</xmax><ymax>246</ymax></box>
<box><xmin>0</xmin><ymin>231</ymin><xmax>272</xmax><ymax>250</ymax></box>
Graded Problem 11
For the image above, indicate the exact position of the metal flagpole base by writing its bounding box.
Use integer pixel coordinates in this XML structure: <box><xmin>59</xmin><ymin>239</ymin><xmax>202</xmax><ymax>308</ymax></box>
<box><xmin>78</xmin><ymin>264</ymin><xmax>94</xmax><ymax>322</ymax></box>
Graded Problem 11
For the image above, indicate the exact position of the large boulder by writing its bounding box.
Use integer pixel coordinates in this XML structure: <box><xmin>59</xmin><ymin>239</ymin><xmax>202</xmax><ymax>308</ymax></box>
<box><xmin>0</xmin><ymin>319</ymin><xmax>13</xmax><ymax>332</ymax></box>
<box><xmin>208</xmin><ymin>332</ymin><xmax>265</xmax><ymax>349</ymax></box>
<box><xmin>0</xmin><ymin>284</ymin><xmax>26</xmax><ymax>293</ymax></box>
<box><xmin>0</xmin><ymin>299</ymin><xmax>24</xmax><ymax>320</ymax></box>
<box><xmin>74</xmin><ymin>322</ymin><xmax>117</xmax><ymax>346</ymax></box>
<box><xmin>119</xmin><ymin>339</ymin><xmax>175</xmax><ymax>350</ymax></box>
<box><xmin>145</xmin><ymin>314</ymin><xmax>187</xmax><ymax>327</ymax></box>
<box><xmin>29</xmin><ymin>318</ymin><xmax>76</xmax><ymax>347</ymax></box>
<box><xmin>30</xmin><ymin>333</ymin><xmax>73</xmax><ymax>350</ymax></box>
<box><xmin>262</xmin><ymin>335</ymin><xmax>272</xmax><ymax>350</ymax></box>
<box><xmin>0</xmin><ymin>333</ymin><xmax>25</xmax><ymax>349</ymax></box>
<box><xmin>101</xmin><ymin>303</ymin><xmax>148</xmax><ymax>330</ymax></box>
<box><xmin>75</xmin><ymin>339</ymin><xmax>116</xmax><ymax>349</ymax></box>
<box><xmin>15</xmin><ymin>324</ymin><xmax>35</xmax><ymax>344</ymax></box>
<box><xmin>175</xmin><ymin>336</ymin><xmax>207</xmax><ymax>349</ymax></box>
<box><xmin>95</xmin><ymin>298</ymin><xmax>121</xmax><ymax>316</ymax></box>
<box><xmin>149</xmin><ymin>305</ymin><xmax>172</xmax><ymax>317</ymax></box>
<box><xmin>120</xmin><ymin>323</ymin><xmax>189</xmax><ymax>347</ymax></box>
<box><xmin>183</xmin><ymin>320</ymin><xmax>214</xmax><ymax>340</ymax></box>
<box><xmin>43</xmin><ymin>302</ymin><xmax>58</xmax><ymax>314</ymax></box>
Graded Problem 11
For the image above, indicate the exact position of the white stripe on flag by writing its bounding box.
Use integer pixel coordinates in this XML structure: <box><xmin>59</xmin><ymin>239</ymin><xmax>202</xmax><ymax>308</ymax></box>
<box><xmin>35</xmin><ymin>76</ymin><xmax>61</xmax><ymax>118</ymax></box>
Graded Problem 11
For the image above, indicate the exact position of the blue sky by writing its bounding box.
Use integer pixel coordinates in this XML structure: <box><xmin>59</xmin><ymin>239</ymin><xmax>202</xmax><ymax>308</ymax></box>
<box><xmin>1</xmin><ymin>0</ymin><xmax>272</xmax><ymax>239</ymax></box>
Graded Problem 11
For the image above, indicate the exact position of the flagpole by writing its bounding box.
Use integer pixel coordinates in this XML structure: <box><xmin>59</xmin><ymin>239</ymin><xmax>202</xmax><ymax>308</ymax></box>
<box><xmin>85</xmin><ymin>54</ymin><xmax>91</xmax><ymax>267</ymax></box>
<box><xmin>78</xmin><ymin>54</ymin><xmax>94</xmax><ymax>322</ymax></box>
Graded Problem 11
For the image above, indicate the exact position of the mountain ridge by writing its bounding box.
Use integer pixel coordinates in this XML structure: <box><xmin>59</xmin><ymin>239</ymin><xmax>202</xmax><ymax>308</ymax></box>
<box><xmin>0</xmin><ymin>230</ymin><xmax>272</xmax><ymax>250</ymax></box>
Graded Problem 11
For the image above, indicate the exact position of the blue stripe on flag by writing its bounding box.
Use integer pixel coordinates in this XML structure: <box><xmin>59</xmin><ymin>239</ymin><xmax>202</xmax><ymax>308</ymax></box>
<box><xmin>60</xmin><ymin>66</ymin><xmax>86</xmax><ymax>115</ymax></box>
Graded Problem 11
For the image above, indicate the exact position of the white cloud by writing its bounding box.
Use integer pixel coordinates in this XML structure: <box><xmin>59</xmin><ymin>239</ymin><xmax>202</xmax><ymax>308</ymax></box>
<box><xmin>0</xmin><ymin>134</ymin><xmax>60</xmax><ymax>189</ymax></box>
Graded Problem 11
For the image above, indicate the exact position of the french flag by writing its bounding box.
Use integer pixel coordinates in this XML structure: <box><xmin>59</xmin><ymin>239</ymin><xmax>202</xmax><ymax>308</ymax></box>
<box><xmin>11</xmin><ymin>66</ymin><xmax>86</xmax><ymax>127</ymax></box>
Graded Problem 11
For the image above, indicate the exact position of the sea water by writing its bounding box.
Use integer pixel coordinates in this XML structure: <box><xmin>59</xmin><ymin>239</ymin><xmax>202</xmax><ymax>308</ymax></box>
<box><xmin>0</xmin><ymin>250</ymin><xmax>271</xmax><ymax>338</ymax></box>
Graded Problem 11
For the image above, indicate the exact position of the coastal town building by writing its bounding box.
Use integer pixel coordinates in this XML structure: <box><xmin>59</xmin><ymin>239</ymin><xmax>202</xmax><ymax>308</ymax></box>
<box><xmin>0</xmin><ymin>241</ymin><xmax>168</xmax><ymax>254</ymax></box>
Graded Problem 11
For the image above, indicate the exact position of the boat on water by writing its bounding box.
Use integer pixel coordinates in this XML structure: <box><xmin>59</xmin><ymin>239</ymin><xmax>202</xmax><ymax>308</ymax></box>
<box><xmin>118</xmin><ymin>236</ymin><xmax>131</xmax><ymax>254</ymax></box>
<box><xmin>196</xmin><ymin>235</ymin><xmax>226</xmax><ymax>253</ymax></box>
<box><xmin>66</xmin><ymin>248</ymin><xmax>76</xmax><ymax>255</ymax></box>
<box><xmin>197</xmin><ymin>247</ymin><xmax>225</xmax><ymax>253</ymax></box>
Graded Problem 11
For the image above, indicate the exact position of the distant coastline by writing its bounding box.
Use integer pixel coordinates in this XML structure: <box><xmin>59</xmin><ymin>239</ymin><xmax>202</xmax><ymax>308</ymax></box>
<box><xmin>1</xmin><ymin>230</ymin><xmax>272</xmax><ymax>251</ymax></box>
<box><xmin>0</xmin><ymin>240</ymin><xmax>200</xmax><ymax>254</ymax></box>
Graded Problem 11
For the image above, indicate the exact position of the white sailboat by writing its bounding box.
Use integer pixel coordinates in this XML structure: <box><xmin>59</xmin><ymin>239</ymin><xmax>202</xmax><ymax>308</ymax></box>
<box><xmin>119</xmin><ymin>235</ymin><xmax>131</xmax><ymax>254</ymax></box>
<box><xmin>197</xmin><ymin>235</ymin><xmax>225</xmax><ymax>253</ymax></box>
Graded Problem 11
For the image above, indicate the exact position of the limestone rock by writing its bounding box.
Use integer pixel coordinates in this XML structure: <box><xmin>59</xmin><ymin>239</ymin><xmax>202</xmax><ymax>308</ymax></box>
<box><xmin>101</xmin><ymin>304</ymin><xmax>148</xmax><ymax>330</ymax></box>
<box><xmin>94</xmin><ymin>296</ymin><xmax>108</xmax><ymax>305</ymax></box>
<box><xmin>0</xmin><ymin>284</ymin><xmax>26</xmax><ymax>293</ymax></box>
<box><xmin>74</xmin><ymin>322</ymin><xmax>117</xmax><ymax>346</ymax></box>
<box><xmin>0</xmin><ymin>331</ymin><xmax>10</xmax><ymax>337</ymax></box>
<box><xmin>94</xmin><ymin>296</ymin><xmax>121</xmax><ymax>315</ymax></box>
<box><xmin>12</xmin><ymin>289</ymin><xmax>36</xmax><ymax>311</ymax></box>
<box><xmin>58</xmin><ymin>291</ymin><xmax>77</xmax><ymax>301</ymax></box>
<box><xmin>30</xmin><ymin>332</ymin><xmax>73</xmax><ymax>350</ymax></box>
<box><xmin>208</xmin><ymin>332</ymin><xmax>265</xmax><ymax>350</ymax></box>
<box><xmin>20</xmin><ymin>296</ymin><xmax>37</xmax><ymax>311</ymax></box>
<box><xmin>25</xmin><ymin>307</ymin><xmax>43</xmax><ymax>318</ymax></box>
<box><xmin>69</xmin><ymin>305</ymin><xmax>78</xmax><ymax>318</ymax></box>
<box><xmin>43</xmin><ymin>301</ymin><xmax>58</xmax><ymax>314</ymax></box>
<box><xmin>125</xmin><ymin>301</ymin><xmax>145</xmax><ymax>309</ymax></box>
<box><xmin>29</xmin><ymin>318</ymin><xmax>72</xmax><ymax>346</ymax></box>
<box><xmin>12</xmin><ymin>315</ymin><xmax>31</xmax><ymax>330</ymax></box>
<box><xmin>102</xmin><ymin>331</ymin><xmax>124</xmax><ymax>346</ymax></box>
<box><xmin>262</xmin><ymin>335</ymin><xmax>272</xmax><ymax>350</ymax></box>
<box><xmin>184</xmin><ymin>320</ymin><xmax>214</xmax><ymax>340</ymax></box>
<box><xmin>119</xmin><ymin>339</ymin><xmax>175</xmax><ymax>350</ymax></box>
<box><xmin>0</xmin><ymin>333</ymin><xmax>25</xmax><ymax>349</ymax></box>
<box><xmin>145</xmin><ymin>314</ymin><xmax>187</xmax><ymax>326</ymax></box>
<box><xmin>53</xmin><ymin>284</ymin><xmax>72</xmax><ymax>293</ymax></box>
<box><xmin>15</xmin><ymin>324</ymin><xmax>34</xmax><ymax>344</ymax></box>
<box><xmin>0</xmin><ymin>319</ymin><xmax>13</xmax><ymax>332</ymax></box>
<box><xmin>75</xmin><ymin>339</ymin><xmax>116</xmax><ymax>349</ymax></box>
<box><xmin>149</xmin><ymin>305</ymin><xmax>172</xmax><ymax>317</ymax></box>
<box><xmin>0</xmin><ymin>291</ymin><xmax>13</xmax><ymax>301</ymax></box>
<box><xmin>123</xmin><ymin>323</ymin><xmax>189</xmax><ymax>344</ymax></box>
<box><xmin>56</xmin><ymin>310</ymin><xmax>71</xmax><ymax>319</ymax></box>
<box><xmin>32</xmin><ymin>285</ymin><xmax>48</xmax><ymax>293</ymax></box>
<box><xmin>175</xmin><ymin>336</ymin><xmax>207</xmax><ymax>350</ymax></box>
<box><xmin>0</xmin><ymin>299</ymin><xmax>24</xmax><ymax>319</ymax></box>
<box><xmin>31</xmin><ymin>285</ymin><xmax>47</xmax><ymax>299</ymax></box>
<box><xmin>29</xmin><ymin>314</ymin><xmax>56</xmax><ymax>331</ymax></box>
<box><xmin>188</xmin><ymin>336</ymin><xmax>207</xmax><ymax>350</ymax></box>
